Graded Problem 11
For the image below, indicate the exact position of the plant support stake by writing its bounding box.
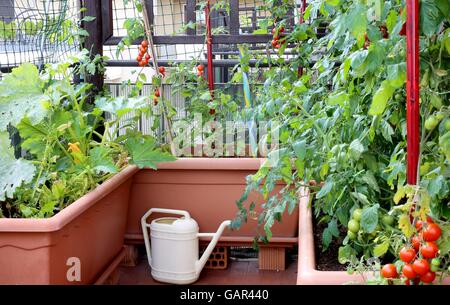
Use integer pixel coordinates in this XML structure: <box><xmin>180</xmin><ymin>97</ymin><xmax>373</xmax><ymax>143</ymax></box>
<box><xmin>298</xmin><ymin>0</ymin><xmax>307</xmax><ymax>77</ymax></box>
<box><xmin>406</xmin><ymin>0</ymin><xmax>420</xmax><ymax>185</ymax></box>
<box><xmin>205</xmin><ymin>0</ymin><xmax>214</xmax><ymax>94</ymax></box>
<box><xmin>140</xmin><ymin>0</ymin><xmax>176</xmax><ymax>155</ymax></box>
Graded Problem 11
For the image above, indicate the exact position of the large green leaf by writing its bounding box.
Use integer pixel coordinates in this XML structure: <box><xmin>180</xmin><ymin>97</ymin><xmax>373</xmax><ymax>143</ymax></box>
<box><xmin>0</xmin><ymin>63</ymin><xmax>47</xmax><ymax>131</ymax></box>
<box><xmin>322</xmin><ymin>218</ymin><xmax>340</xmax><ymax>249</ymax></box>
<box><xmin>317</xmin><ymin>180</ymin><xmax>334</xmax><ymax>199</ymax></box>
<box><xmin>368</xmin><ymin>80</ymin><xmax>395</xmax><ymax>116</ymax></box>
<box><xmin>346</xmin><ymin>4</ymin><xmax>367</xmax><ymax>44</ymax></box>
<box><xmin>89</xmin><ymin>146</ymin><xmax>118</xmax><ymax>174</ymax></box>
<box><xmin>95</xmin><ymin>96</ymin><xmax>149</xmax><ymax>119</ymax></box>
<box><xmin>361</xmin><ymin>204</ymin><xmax>379</xmax><ymax>233</ymax></box>
<box><xmin>17</xmin><ymin>110</ymin><xmax>72</xmax><ymax>158</ymax></box>
<box><xmin>439</xmin><ymin>131</ymin><xmax>450</xmax><ymax>161</ymax></box>
<box><xmin>420</xmin><ymin>0</ymin><xmax>446</xmax><ymax>36</ymax></box>
<box><xmin>349</xmin><ymin>139</ymin><xmax>365</xmax><ymax>160</ymax></box>
<box><xmin>338</xmin><ymin>244</ymin><xmax>357</xmax><ymax>264</ymax></box>
<box><xmin>0</xmin><ymin>132</ymin><xmax>36</xmax><ymax>200</ymax></box>
<box><xmin>373</xmin><ymin>238</ymin><xmax>390</xmax><ymax>257</ymax></box>
<box><xmin>125</xmin><ymin>136</ymin><xmax>176</xmax><ymax>169</ymax></box>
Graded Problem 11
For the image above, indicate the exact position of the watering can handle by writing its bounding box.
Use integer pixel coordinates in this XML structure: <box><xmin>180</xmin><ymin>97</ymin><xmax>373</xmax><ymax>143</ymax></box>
<box><xmin>141</xmin><ymin>208</ymin><xmax>191</xmax><ymax>268</ymax></box>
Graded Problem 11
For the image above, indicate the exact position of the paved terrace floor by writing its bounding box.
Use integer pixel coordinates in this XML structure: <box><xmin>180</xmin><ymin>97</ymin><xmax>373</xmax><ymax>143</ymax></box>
<box><xmin>117</xmin><ymin>251</ymin><xmax>297</xmax><ymax>285</ymax></box>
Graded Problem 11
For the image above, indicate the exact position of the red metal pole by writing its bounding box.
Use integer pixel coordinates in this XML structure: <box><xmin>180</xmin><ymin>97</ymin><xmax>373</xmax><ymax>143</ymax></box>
<box><xmin>406</xmin><ymin>0</ymin><xmax>420</xmax><ymax>185</ymax></box>
<box><xmin>205</xmin><ymin>0</ymin><xmax>214</xmax><ymax>94</ymax></box>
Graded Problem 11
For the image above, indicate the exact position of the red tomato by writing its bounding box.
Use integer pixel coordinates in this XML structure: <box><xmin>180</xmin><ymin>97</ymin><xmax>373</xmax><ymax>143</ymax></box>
<box><xmin>197</xmin><ymin>64</ymin><xmax>204</xmax><ymax>71</ymax></box>
<box><xmin>426</xmin><ymin>216</ymin><xmax>435</xmax><ymax>223</ymax></box>
<box><xmin>399</xmin><ymin>247</ymin><xmax>416</xmax><ymax>263</ymax></box>
<box><xmin>159</xmin><ymin>66</ymin><xmax>166</xmax><ymax>74</ymax></box>
<box><xmin>209</xmin><ymin>108</ymin><xmax>216</xmax><ymax>115</ymax></box>
<box><xmin>144</xmin><ymin>53</ymin><xmax>151</xmax><ymax>61</ymax></box>
<box><xmin>415</xmin><ymin>220</ymin><xmax>423</xmax><ymax>231</ymax></box>
<box><xmin>139</xmin><ymin>46</ymin><xmax>146</xmax><ymax>56</ymax></box>
<box><xmin>380</xmin><ymin>264</ymin><xmax>398</xmax><ymax>278</ymax></box>
<box><xmin>423</xmin><ymin>223</ymin><xmax>441</xmax><ymax>242</ymax></box>
<box><xmin>420</xmin><ymin>242</ymin><xmax>439</xmax><ymax>259</ymax></box>
<box><xmin>154</xmin><ymin>88</ymin><xmax>160</xmax><ymax>97</ymax></box>
<box><xmin>412</xmin><ymin>259</ymin><xmax>430</xmax><ymax>276</ymax></box>
<box><xmin>141</xmin><ymin>40</ymin><xmax>148</xmax><ymax>48</ymax></box>
<box><xmin>153</xmin><ymin>97</ymin><xmax>158</xmax><ymax>106</ymax></box>
<box><xmin>271</xmin><ymin>39</ymin><xmax>281</xmax><ymax>49</ymax></box>
<box><xmin>279</xmin><ymin>26</ymin><xmax>285</xmax><ymax>33</ymax></box>
<box><xmin>402</xmin><ymin>264</ymin><xmax>417</xmax><ymax>280</ymax></box>
<box><xmin>411</xmin><ymin>234</ymin><xmax>422</xmax><ymax>251</ymax></box>
<box><xmin>399</xmin><ymin>23</ymin><xmax>406</xmax><ymax>36</ymax></box>
<box><xmin>379</xmin><ymin>25</ymin><xmax>388</xmax><ymax>39</ymax></box>
<box><xmin>136</xmin><ymin>55</ymin><xmax>142</xmax><ymax>63</ymax></box>
<box><xmin>420</xmin><ymin>271</ymin><xmax>436</xmax><ymax>284</ymax></box>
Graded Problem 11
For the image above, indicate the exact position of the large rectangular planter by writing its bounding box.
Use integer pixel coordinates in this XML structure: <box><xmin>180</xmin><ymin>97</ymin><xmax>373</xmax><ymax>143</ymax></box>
<box><xmin>125</xmin><ymin>158</ymin><xmax>299</xmax><ymax>245</ymax></box>
<box><xmin>297</xmin><ymin>188</ymin><xmax>450</xmax><ymax>285</ymax></box>
<box><xmin>0</xmin><ymin>166</ymin><xmax>139</xmax><ymax>284</ymax></box>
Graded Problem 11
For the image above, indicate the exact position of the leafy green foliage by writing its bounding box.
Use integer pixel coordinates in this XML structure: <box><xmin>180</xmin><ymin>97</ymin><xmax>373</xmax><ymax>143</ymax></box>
<box><xmin>125</xmin><ymin>135</ymin><xmax>176</xmax><ymax>169</ymax></box>
<box><xmin>0</xmin><ymin>63</ymin><xmax>47</xmax><ymax>131</ymax></box>
<box><xmin>0</xmin><ymin>132</ymin><xmax>35</xmax><ymax>201</ymax></box>
<box><xmin>0</xmin><ymin>57</ymin><xmax>175</xmax><ymax>218</ymax></box>
<box><xmin>230</xmin><ymin>0</ymin><xmax>449</xmax><ymax>268</ymax></box>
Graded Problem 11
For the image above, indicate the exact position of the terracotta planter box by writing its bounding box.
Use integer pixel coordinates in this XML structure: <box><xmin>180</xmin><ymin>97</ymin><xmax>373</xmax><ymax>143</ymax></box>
<box><xmin>297</xmin><ymin>188</ymin><xmax>450</xmax><ymax>285</ymax></box>
<box><xmin>0</xmin><ymin>166</ymin><xmax>139</xmax><ymax>284</ymax></box>
<box><xmin>125</xmin><ymin>158</ymin><xmax>298</xmax><ymax>245</ymax></box>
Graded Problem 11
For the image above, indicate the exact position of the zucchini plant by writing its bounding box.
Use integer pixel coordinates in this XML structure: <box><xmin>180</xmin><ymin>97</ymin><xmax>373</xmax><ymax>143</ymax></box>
<box><xmin>0</xmin><ymin>53</ymin><xmax>175</xmax><ymax>218</ymax></box>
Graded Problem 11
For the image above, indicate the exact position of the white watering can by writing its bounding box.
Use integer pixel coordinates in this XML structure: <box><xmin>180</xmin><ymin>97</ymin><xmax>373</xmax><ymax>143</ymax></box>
<box><xmin>141</xmin><ymin>208</ymin><xmax>231</xmax><ymax>284</ymax></box>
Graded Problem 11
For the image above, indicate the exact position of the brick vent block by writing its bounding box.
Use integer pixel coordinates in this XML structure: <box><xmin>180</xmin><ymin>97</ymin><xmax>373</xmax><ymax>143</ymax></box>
<box><xmin>200</xmin><ymin>245</ymin><xmax>229</xmax><ymax>270</ymax></box>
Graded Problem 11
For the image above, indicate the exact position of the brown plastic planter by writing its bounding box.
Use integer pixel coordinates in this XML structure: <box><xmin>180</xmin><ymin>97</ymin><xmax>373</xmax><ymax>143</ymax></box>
<box><xmin>297</xmin><ymin>188</ymin><xmax>450</xmax><ymax>285</ymax></box>
<box><xmin>0</xmin><ymin>166</ymin><xmax>139</xmax><ymax>284</ymax></box>
<box><xmin>125</xmin><ymin>158</ymin><xmax>298</xmax><ymax>245</ymax></box>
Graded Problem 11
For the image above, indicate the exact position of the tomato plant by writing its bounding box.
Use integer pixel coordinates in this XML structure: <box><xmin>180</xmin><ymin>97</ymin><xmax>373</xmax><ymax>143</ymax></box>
<box><xmin>228</xmin><ymin>0</ymin><xmax>449</xmax><ymax>284</ymax></box>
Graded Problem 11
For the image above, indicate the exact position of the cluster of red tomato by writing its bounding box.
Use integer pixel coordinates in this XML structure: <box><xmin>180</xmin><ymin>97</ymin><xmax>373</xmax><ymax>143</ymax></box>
<box><xmin>271</xmin><ymin>26</ymin><xmax>285</xmax><ymax>49</ymax></box>
<box><xmin>153</xmin><ymin>87</ymin><xmax>160</xmax><ymax>106</ymax></box>
<box><xmin>152</xmin><ymin>66</ymin><xmax>166</xmax><ymax>106</ymax></box>
<box><xmin>196</xmin><ymin>64</ymin><xmax>204</xmax><ymax>76</ymax></box>
<box><xmin>136</xmin><ymin>40</ymin><xmax>151</xmax><ymax>67</ymax></box>
<box><xmin>381</xmin><ymin>216</ymin><xmax>442</xmax><ymax>284</ymax></box>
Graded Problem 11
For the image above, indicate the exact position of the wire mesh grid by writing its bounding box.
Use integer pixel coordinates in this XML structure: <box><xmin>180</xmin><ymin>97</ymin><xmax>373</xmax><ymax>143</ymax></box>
<box><xmin>0</xmin><ymin>0</ymin><xmax>81</xmax><ymax>76</ymax></box>
<box><xmin>106</xmin><ymin>0</ymin><xmax>301</xmax><ymax>62</ymax></box>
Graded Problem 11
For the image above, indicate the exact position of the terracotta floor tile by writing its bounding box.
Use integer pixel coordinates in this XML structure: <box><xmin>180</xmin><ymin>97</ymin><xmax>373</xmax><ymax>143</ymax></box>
<box><xmin>117</xmin><ymin>257</ymin><xmax>297</xmax><ymax>285</ymax></box>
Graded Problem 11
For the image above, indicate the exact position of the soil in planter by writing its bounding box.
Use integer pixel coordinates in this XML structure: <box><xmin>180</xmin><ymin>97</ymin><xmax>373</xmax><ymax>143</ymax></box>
<box><xmin>313</xmin><ymin>217</ymin><xmax>347</xmax><ymax>271</ymax></box>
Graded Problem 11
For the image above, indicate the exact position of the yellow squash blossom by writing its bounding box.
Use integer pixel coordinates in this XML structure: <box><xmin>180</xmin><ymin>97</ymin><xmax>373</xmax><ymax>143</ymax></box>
<box><xmin>68</xmin><ymin>142</ymin><xmax>83</xmax><ymax>164</ymax></box>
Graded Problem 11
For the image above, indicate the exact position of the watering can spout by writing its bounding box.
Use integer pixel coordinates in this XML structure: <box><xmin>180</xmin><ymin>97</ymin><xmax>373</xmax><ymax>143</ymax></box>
<box><xmin>195</xmin><ymin>220</ymin><xmax>231</xmax><ymax>274</ymax></box>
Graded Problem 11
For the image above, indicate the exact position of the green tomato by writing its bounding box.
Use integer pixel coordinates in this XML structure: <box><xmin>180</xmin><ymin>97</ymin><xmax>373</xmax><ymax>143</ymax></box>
<box><xmin>431</xmin><ymin>264</ymin><xmax>439</xmax><ymax>272</ymax></box>
<box><xmin>420</xmin><ymin>162</ymin><xmax>431</xmax><ymax>175</ymax></box>
<box><xmin>445</xmin><ymin>120</ymin><xmax>450</xmax><ymax>131</ymax></box>
<box><xmin>352</xmin><ymin>208</ymin><xmax>363</xmax><ymax>221</ymax></box>
<box><xmin>425</xmin><ymin>116</ymin><xmax>439</xmax><ymax>130</ymax></box>
<box><xmin>431</xmin><ymin>258</ymin><xmax>441</xmax><ymax>266</ymax></box>
<box><xmin>347</xmin><ymin>231</ymin><xmax>357</xmax><ymax>240</ymax></box>
<box><xmin>430</xmin><ymin>95</ymin><xmax>443</xmax><ymax>109</ymax></box>
<box><xmin>436</xmin><ymin>113</ymin><xmax>444</xmax><ymax>121</ymax></box>
<box><xmin>348</xmin><ymin>219</ymin><xmax>360</xmax><ymax>233</ymax></box>
<box><xmin>382</xmin><ymin>215</ymin><xmax>394</xmax><ymax>226</ymax></box>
